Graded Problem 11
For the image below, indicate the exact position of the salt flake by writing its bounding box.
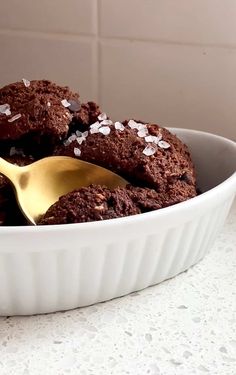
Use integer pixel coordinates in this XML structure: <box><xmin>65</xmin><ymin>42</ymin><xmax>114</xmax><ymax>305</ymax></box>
<box><xmin>90</xmin><ymin>121</ymin><xmax>101</xmax><ymax>130</ymax></box>
<box><xmin>61</xmin><ymin>99</ymin><xmax>71</xmax><ymax>108</ymax></box>
<box><xmin>76</xmin><ymin>130</ymin><xmax>82</xmax><ymax>137</ymax></box>
<box><xmin>22</xmin><ymin>78</ymin><xmax>30</xmax><ymax>87</ymax></box>
<box><xmin>90</xmin><ymin>128</ymin><xmax>99</xmax><ymax>134</ymax></box>
<box><xmin>114</xmin><ymin>121</ymin><xmax>125</xmax><ymax>131</ymax></box>
<box><xmin>128</xmin><ymin>120</ymin><xmax>138</xmax><ymax>129</ymax></box>
<box><xmin>82</xmin><ymin>131</ymin><xmax>88</xmax><ymax>138</ymax></box>
<box><xmin>8</xmin><ymin>114</ymin><xmax>22</xmax><ymax>123</ymax></box>
<box><xmin>47</xmin><ymin>102</ymin><xmax>51</xmax><ymax>107</ymax></box>
<box><xmin>76</xmin><ymin>131</ymin><xmax>88</xmax><ymax>145</ymax></box>
<box><xmin>98</xmin><ymin>112</ymin><xmax>107</xmax><ymax>121</ymax></box>
<box><xmin>77</xmin><ymin>138</ymin><xmax>84</xmax><ymax>145</ymax></box>
<box><xmin>143</xmin><ymin>144</ymin><xmax>157</xmax><ymax>156</ymax></box>
<box><xmin>152</xmin><ymin>135</ymin><xmax>162</xmax><ymax>144</ymax></box>
<box><xmin>136</xmin><ymin>123</ymin><xmax>147</xmax><ymax>131</ymax></box>
<box><xmin>145</xmin><ymin>135</ymin><xmax>162</xmax><ymax>144</ymax></box>
<box><xmin>100</xmin><ymin>119</ymin><xmax>113</xmax><ymax>126</ymax></box>
<box><xmin>0</xmin><ymin>104</ymin><xmax>11</xmax><ymax>116</ymax></box>
<box><xmin>9</xmin><ymin>147</ymin><xmax>25</xmax><ymax>157</ymax></box>
<box><xmin>158</xmin><ymin>140</ymin><xmax>170</xmax><ymax>149</ymax></box>
<box><xmin>137</xmin><ymin>128</ymin><xmax>149</xmax><ymax>138</ymax></box>
<box><xmin>145</xmin><ymin>135</ymin><xmax>155</xmax><ymax>143</ymax></box>
<box><xmin>5</xmin><ymin>109</ymin><xmax>11</xmax><ymax>116</ymax></box>
<box><xmin>68</xmin><ymin>134</ymin><xmax>77</xmax><ymax>142</ymax></box>
<box><xmin>99</xmin><ymin>126</ymin><xmax>111</xmax><ymax>135</ymax></box>
<box><xmin>63</xmin><ymin>139</ymin><xmax>71</xmax><ymax>146</ymax></box>
<box><xmin>74</xmin><ymin>147</ymin><xmax>81</xmax><ymax>157</ymax></box>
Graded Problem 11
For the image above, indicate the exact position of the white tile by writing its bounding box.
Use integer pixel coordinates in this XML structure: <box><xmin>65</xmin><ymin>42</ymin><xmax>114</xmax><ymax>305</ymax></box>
<box><xmin>0</xmin><ymin>0</ymin><xmax>97</xmax><ymax>36</ymax></box>
<box><xmin>0</xmin><ymin>33</ymin><xmax>97</xmax><ymax>101</ymax></box>
<box><xmin>100</xmin><ymin>40</ymin><xmax>236</xmax><ymax>140</ymax></box>
<box><xmin>100</xmin><ymin>0</ymin><xmax>236</xmax><ymax>46</ymax></box>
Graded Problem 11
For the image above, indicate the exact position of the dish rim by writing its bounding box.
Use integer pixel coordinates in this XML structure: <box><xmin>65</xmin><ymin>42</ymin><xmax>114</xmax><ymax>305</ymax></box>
<box><xmin>0</xmin><ymin>127</ymin><xmax>235</xmax><ymax>234</ymax></box>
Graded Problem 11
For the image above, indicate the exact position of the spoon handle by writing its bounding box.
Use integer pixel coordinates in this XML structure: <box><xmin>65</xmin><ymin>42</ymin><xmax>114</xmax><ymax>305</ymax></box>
<box><xmin>0</xmin><ymin>157</ymin><xmax>21</xmax><ymax>185</ymax></box>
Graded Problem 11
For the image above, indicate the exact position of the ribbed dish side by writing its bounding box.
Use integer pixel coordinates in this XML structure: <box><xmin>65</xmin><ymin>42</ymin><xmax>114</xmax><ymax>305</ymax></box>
<box><xmin>0</xmin><ymin>198</ymin><xmax>234</xmax><ymax>316</ymax></box>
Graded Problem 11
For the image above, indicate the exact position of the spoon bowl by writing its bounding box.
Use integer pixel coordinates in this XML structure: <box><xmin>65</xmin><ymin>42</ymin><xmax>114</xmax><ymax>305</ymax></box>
<box><xmin>0</xmin><ymin>156</ymin><xmax>127</xmax><ymax>225</ymax></box>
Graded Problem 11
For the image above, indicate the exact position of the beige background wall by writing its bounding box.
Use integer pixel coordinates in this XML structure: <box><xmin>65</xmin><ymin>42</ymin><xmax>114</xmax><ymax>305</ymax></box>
<box><xmin>0</xmin><ymin>0</ymin><xmax>235</xmax><ymax>140</ymax></box>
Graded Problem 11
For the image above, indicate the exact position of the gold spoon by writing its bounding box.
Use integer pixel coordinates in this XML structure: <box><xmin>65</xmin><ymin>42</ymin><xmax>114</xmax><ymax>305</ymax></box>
<box><xmin>0</xmin><ymin>156</ymin><xmax>127</xmax><ymax>225</ymax></box>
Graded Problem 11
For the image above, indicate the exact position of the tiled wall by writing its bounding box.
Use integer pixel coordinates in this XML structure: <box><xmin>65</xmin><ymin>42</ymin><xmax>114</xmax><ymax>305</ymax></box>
<box><xmin>0</xmin><ymin>0</ymin><xmax>235</xmax><ymax>139</ymax></box>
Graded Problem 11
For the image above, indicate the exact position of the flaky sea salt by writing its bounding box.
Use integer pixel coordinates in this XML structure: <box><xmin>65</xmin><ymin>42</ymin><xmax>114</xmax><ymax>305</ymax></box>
<box><xmin>0</xmin><ymin>104</ymin><xmax>11</xmax><ymax>116</ymax></box>
<box><xmin>99</xmin><ymin>126</ymin><xmax>111</xmax><ymax>135</ymax></box>
<box><xmin>145</xmin><ymin>135</ymin><xmax>155</xmax><ymax>143</ymax></box>
<box><xmin>76</xmin><ymin>138</ymin><xmax>83</xmax><ymax>145</ymax></box>
<box><xmin>90</xmin><ymin>121</ymin><xmax>101</xmax><ymax>130</ymax></box>
<box><xmin>77</xmin><ymin>131</ymin><xmax>88</xmax><ymax>145</ymax></box>
<box><xmin>8</xmin><ymin>114</ymin><xmax>22</xmax><ymax>123</ymax></box>
<box><xmin>143</xmin><ymin>144</ymin><xmax>157</xmax><ymax>156</ymax></box>
<box><xmin>61</xmin><ymin>99</ymin><xmax>71</xmax><ymax>108</ymax></box>
<box><xmin>100</xmin><ymin>119</ymin><xmax>113</xmax><ymax>126</ymax></box>
<box><xmin>90</xmin><ymin>128</ymin><xmax>99</xmax><ymax>134</ymax></box>
<box><xmin>9</xmin><ymin>147</ymin><xmax>25</xmax><ymax>157</ymax></box>
<box><xmin>63</xmin><ymin>139</ymin><xmax>71</xmax><ymax>146</ymax></box>
<box><xmin>128</xmin><ymin>120</ymin><xmax>138</xmax><ymax>129</ymax></box>
<box><xmin>114</xmin><ymin>121</ymin><xmax>125</xmax><ymax>131</ymax></box>
<box><xmin>153</xmin><ymin>135</ymin><xmax>162</xmax><ymax>144</ymax></box>
<box><xmin>68</xmin><ymin>134</ymin><xmax>77</xmax><ymax>142</ymax></box>
<box><xmin>22</xmin><ymin>78</ymin><xmax>30</xmax><ymax>88</ymax></box>
<box><xmin>98</xmin><ymin>112</ymin><xmax>107</xmax><ymax>121</ymax></box>
<box><xmin>90</xmin><ymin>121</ymin><xmax>101</xmax><ymax>134</ymax></box>
<box><xmin>82</xmin><ymin>131</ymin><xmax>88</xmax><ymax>138</ymax></box>
<box><xmin>47</xmin><ymin>102</ymin><xmax>51</xmax><ymax>107</ymax></box>
<box><xmin>137</xmin><ymin>128</ymin><xmax>149</xmax><ymax>138</ymax></box>
<box><xmin>145</xmin><ymin>135</ymin><xmax>162</xmax><ymax>144</ymax></box>
<box><xmin>128</xmin><ymin>120</ymin><xmax>147</xmax><ymax>131</ymax></box>
<box><xmin>5</xmin><ymin>108</ymin><xmax>11</xmax><ymax>116</ymax></box>
<box><xmin>158</xmin><ymin>140</ymin><xmax>170</xmax><ymax>149</ymax></box>
<box><xmin>136</xmin><ymin>123</ymin><xmax>147</xmax><ymax>131</ymax></box>
<box><xmin>74</xmin><ymin>147</ymin><xmax>81</xmax><ymax>157</ymax></box>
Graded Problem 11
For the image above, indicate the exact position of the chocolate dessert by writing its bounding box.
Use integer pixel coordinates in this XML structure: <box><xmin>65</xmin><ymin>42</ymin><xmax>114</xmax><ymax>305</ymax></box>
<box><xmin>0</xmin><ymin>154</ymin><xmax>34</xmax><ymax>225</ymax></box>
<box><xmin>38</xmin><ymin>185</ymin><xmax>140</xmax><ymax>225</ymax></box>
<box><xmin>0</xmin><ymin>79</ymin><xmax>101</xmax><ymax>157</ymax></box>
<box><xmin>39</xmin><ymin>183</ymin><xmax>196</xmax><ymax>225</ymax></box>
<box><xmin>53</xmin><ymin>117</ymin><xmax>196</xmax><ymax>210</ymax></box>
<box><xmin>0</xmin><ymin>79</ymin><xmax>197</xmax><ymax>226</ymax></box>
<box><xmin>0</xmin><ymin>80</ymin><xmax>77</xmax><ymax>142</ymax></box>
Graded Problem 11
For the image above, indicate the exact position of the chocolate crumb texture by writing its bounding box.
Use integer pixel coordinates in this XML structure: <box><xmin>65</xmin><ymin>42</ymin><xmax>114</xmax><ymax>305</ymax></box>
<box><xmin>0</xmin><ymin>79</ymin><xmax>197</xmax><ymax>226</ymax></box>
<box><xmin>55</xmin><ymin>119</ymin><xmax>196</xmax><ymax>193</ymax></box>
<box><xmin>38</xmin><ymin>185</ymin><xmax>141</xmax><ymax>225</ymax></box>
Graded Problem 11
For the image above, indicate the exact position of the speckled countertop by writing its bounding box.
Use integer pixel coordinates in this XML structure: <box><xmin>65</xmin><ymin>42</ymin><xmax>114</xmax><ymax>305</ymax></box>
<box><xmin>0</xmin><ymin>201</ymin><xmax>235</xmax><ymax>375</ymax></box>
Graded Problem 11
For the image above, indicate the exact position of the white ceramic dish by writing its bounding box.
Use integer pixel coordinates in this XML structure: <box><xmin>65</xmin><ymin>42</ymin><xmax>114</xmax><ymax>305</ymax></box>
<box><xmin>0</xmin><ymin>128</ymin><xmax>235</xmax><ymax>316</ymax></box>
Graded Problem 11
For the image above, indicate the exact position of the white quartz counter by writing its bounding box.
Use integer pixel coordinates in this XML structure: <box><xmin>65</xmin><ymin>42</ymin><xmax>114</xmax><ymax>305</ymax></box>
<box><xmin>0</xmin><ymin>201</ymin><xmax>235</xmax><ymax>375</ymax></box>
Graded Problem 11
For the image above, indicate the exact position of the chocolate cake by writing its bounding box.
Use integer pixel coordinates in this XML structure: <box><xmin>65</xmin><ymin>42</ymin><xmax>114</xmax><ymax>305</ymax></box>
<box><xmin>38</xmin><ymin>185</ymin><xmax>140</xmax><ymax>225</ymax></box>
<box><xmin>0</xmin><ymin>79</ymin><xmax>197</xmax><ymax>226</ymax></box>
<box><xmin>54</xmin><ymin>117</ymin><xmax>196</xmax><ymax>193</ymax></box>
<box><xmin>0</xmin><ymin>79</ymin><xmax>101</xmax><ymax>157</ymax></box>
<box><xmin>39</xmin><ymin>182</ymin><xmax>197</xmax><ymax>225</ymax></box>
<box><xmin>0</xmin><ymin>80</ymin><xmax>77</xmax><ymax>142</ymax></box>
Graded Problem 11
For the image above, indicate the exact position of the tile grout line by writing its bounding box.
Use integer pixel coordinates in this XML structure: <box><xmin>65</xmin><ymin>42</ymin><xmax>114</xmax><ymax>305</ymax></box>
<box><xmin>0</xmin><ymin>28</ymin><xmax>95</xmax><ymax>42</ymax></box>
<box><xmin>96</xmin><ymin>0</ymin><xmax>101</xmax><ymax>105</ymax></box>
<box><xmin>0</xmin><ymin>28</ymin><xmax>236</xmax><ymax>51</ymax></box>
<box><xmin>93</xmin><ymin>0</ymin><xmax>99</xmax><ymax>103</ymax></box>
<box><xmin>97</xmin><ymin>35</ymin><xmax>236</xmax><ymax>50</ymax></box>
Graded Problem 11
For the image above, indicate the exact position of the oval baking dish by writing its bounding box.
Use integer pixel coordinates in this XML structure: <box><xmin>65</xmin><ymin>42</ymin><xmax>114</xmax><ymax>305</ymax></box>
<box><xmin>0</xmin><ymin>128</ymin><xmax>235</xmax><ymax>315</ymax></box>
